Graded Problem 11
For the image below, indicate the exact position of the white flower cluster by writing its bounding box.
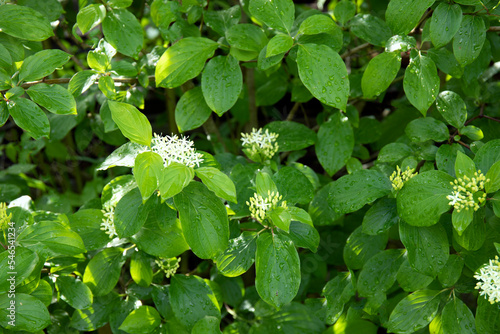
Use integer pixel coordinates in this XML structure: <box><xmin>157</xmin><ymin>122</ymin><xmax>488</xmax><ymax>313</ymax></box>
<box><xmin>149</xmin><ymin>133</ymin><xmax>204</xmax><ymax>168</ymax></box>
<box><xmin>246</xmin><ymin>191</ymin><xmax>287</xmax><ymax>222</ymax></box>
<box><xmin>447</xmin><ymin>172</ymin><xmax>488</xmax><ymax>212</ymax></box>
<box><xmin>475</xmin><ymin>256</ymin><xmax>500</xmax><ymax>304</ymax></box>
<box><xmin>156</xmin><ymin>257</ymin><xmax>181</xmax><ymax>278</ymax></box>
<box><xmin>241</xmin><ymin>128</ymin><xmax>279</xmax><ymax>161</ymax></box>
<box><xmin>101</xmin><ymin>205</ymin><xmax>117</xmax><ymax>239</ymax></box>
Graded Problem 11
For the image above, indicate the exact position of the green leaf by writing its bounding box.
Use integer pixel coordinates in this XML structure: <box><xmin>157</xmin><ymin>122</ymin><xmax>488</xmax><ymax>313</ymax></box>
<box><xmin>297</xmin><ymin>44</ymin><xmax>349</xmax><ymax>110</ymax></box>
<box><xmin>405</xmin><ymin>117</ymin><xmax>449</xmax><ymax>142</ymax></box>
<box><xmin>31</xmin><ymin>279</ymin><xmax>52</xmax><ymax>306</ymax></box>
<box><xmin>106</xmin><ymin>0</ymin><xmax>133</xmax><ymax>8</ymax></box>
<box><xmin>269</xmin><ymin>207</ymin><xmax>291</xmax><ymax>232</ymax></box>
<box><xmin>98</xmin><ymin>74</ymin><xmax>116</xmax><ymax>99</ymax></box>
<box><xmin>0</xmin><ymin>68</ymin><xmax>11</xmax><ymax>90</ymax></box>
<box><xmin>435</xmin><ymin>90</ymin><xmax>467</xmax><ymax>129</ymax></box>
<box><xmin>101</xmin><ymin>174</ymin><xmax>137</xmax><ymax>207</ymax></box>
<box><xmin>299</xmin><ymin>14</ymin><xmax>337</xmax><ymax>35</ymax></box>
<box><xmin>114</xmin><ymin>188</ymin><xmax>150</xmax><ymax>238</ymax></box>
<box><xmin>436</xmin><ymin>143</ymin><xmax>464</xmax><ymax>177</ymax></box>
<box><xmin>266</xmin><ymin>34</ymin><xmax>293</xmax><ymax>57</ymax></box>
<box><xmin>329</xmin><ymin>169</ymin><xmax>392</xmax><ymax>215</ymax></box>
<box><xmin>438</xmin><ymin>254</ymin><xmax>464</xmax><ymax>287</ymax></box>
<box><xmin>134</xmin><ymin>151</ymin><xmax>163</xmax><ymax>202</ymax></box>
<box><xmin>263</xmin><ymin>121</ymin><xmax>316</xmax><ymax>151</ymax></box>
<box><xmin>0</xmin><ymin>4</ymin><xmax>53</xmax><ymax>41</ymax></box>
<box><xmin>170</xmin><ymin>275</ymin><xmax>220</xmax><ymax>331</ymax></box>
<box><xmin>26</xmin><ymin>83</ymin><xmax>77</xmax><ymax>115</ymax></box>
<box><xmin>175</xmin><ymin>86</ymin><xmax>212</xmax><ymax>132</ymax></box>
<box><xmin>362</xmin><ymin>198</ymin><xmax>399</xmax><ymax>235</ymax></box>
<box><xmin>215</xmin><ymin>231</ymin><xmax>257</xmax><ymax>277</ymax></box>
<box><xmin>255</xmin><ymin>232</ymin><xmax>300</xmax><ymax>309</ymax></box>
<box><xmin>204</xmin><ymin>5</ymin><xmax>241</xmax><ymax>36</ymax></box>
<box><xmin>334</xmin><ymin>0</ymin><xmax>356</xmax><ymax>25</ymax></box>
<box><xmin>273</xmin><ymin>166</ymin><xmax>314</xmax><ymax>205</ymax></box>
<box><xmin>442</xmin><ymin>298</ymin><xmax>476</xmax><ymax>334</ymax></box>
<box><xmin>226</xmin><ymin>24</ymin><xmax>268</xmax><ymax>61</ymax></box>
<box><xmin>174</xmin><ymin>181</ymin><xmax>229</xmax><ymax>259</ymax></box>
<box><xmin>108</xmin><ymin>100</ymin><xmax>152</xmax><ymax>146</ymax></box>
<box><xmin>195</xmin><ymin>167</ymin><xmax>237</xmax><ymax>203</ymax></box>
<box><xmin>288</xmin><ymin>219</ymin><xmax>319</xmax><ymax>252</ymax></box>
<box><xmin>476</xmin><ymin>295</ymin><xmax>500</xmax><ymax>333</ymax></box>
<box><xmin>343</xmin><ymin>226</ymin><xmax>388</xmax><ymax>270</ymax></box>
<box><xmin>315</xmin><ymin>111</ymin><xmax>354</xmax><ymax>176</ymax></box>
<box><xmin>192</xmin><ymin>316</ymin><xmax>221</xmax><ymax>334</ymax></box>
<box><xmin>452</xmin><ymin>209</ymin><xmax>474</xmax><ymax>236</ymax></box>
<box><xmin>397</xmin><ymin>257</ymin><xmax>434</xmax><ymax>292</ymax></box>
<box><xmin>249</xmin><ymin>0</ymin><xmax>295</xmax><ymax>34</ymax></box>
<box><xmin>362</xmin><ymin>51</ymin><xmax>401</xmax><ymax>99</ymax></box>
<box><xmin>453</xmin><ymin>15</ymin><xmax>486</xmax><ymax>66</ymax></box>
<box><xmin>387</xmin><ymin>290</ymin><xmax>441</xmax><ymax>333</ymax></box>
<box><xmin>131</xmin><ymin>200</ymin><xmax>189</xmax><ymax>258</ymax></box>
<box><xmin>83</xmin><ymin>247</ymin><xmax>125</xmax><ymax>296</ymax></box>
<box><xmin>378</xmin><ymin>143</ymin><xmax>412</xmax><ymax>163</ymax></box>
<box><xmin>455</xmin><ymin>151</ymin><xmax>476</xmax><ymax>180</ymax></box>
<box><xmin>201</xmin><ymin>55</ymin><xmax>242</xmax><ymax>116</ymax></box>
<box><xmin>68</xmin><ymin>70</ymin><xmax>99</xmax><ymax>96</ymax></box>
<box><xmin>18</xmin><ymin>221</ymin><xmax>86</xmax><ymax>257</ymax></box>
<box><xmin>156</xmin><ymin>37</ymin><xmax>218</xmax><ymax>88</ymax></box>
<box><xmin>77</xmin><ymin>4</ymin><xmax>106</xmax><ymax>34</ymax></box>
<box><xmin>486</xmin><ymin>160</ymin><xmax>500</xmax><ymax>193</ymax></box>
<box><xmin>403</xmin><ymin>51</ymin><xmax>440</xmax><ymax>116</ymax></box>
<box><xmin>461</xmin><ymin>125</ymin><xmax>483</xmax><ymax>141</ymax></box>
<box><xmin>349</xmin><ymin>14</ymin><xmax>392</xmax><ymax>47</ymax></box>
<box><xmin>258</xmin><ymin>44</ymin><xmax>285</xmax><ymax>70</ymax></box>
<box><xmin>119</xmin><ymin>306</ymin><xmax>161</xmax><ymax>334</ymax></box>
<box><xmin>399</xmin><ymin>221</ymin><xmax>449</xmax><ymax>277</ymax></box>
<box><xmin>428</xmin><ymin>47</ymin><xmax>464</xmax><ymax>78</ymax></box>
<box><xmin>430</xmin><ymin>3</ymin><xmax>462</xmax><ymax>49</ymax></box>
<box><xmin>0</xmin><ymin>247</ymin><xmax>38</xmax><ymax>291</ymax></box>
<box><xmin>56</xmin><ymin>275</ymin><xmax>93</xmax><ymax>310</ymax></box>
<box><xmin>322</xmin><ymin>272</ymin><xmax>356</xmax><ymax>323</ymax></box>
<box><xmin>397</xmin><ymin>170</ymin><xmax>454</xmax><ymax>226</ymax></box>
<box><xmin>358</xmin><ymin>249</ymin><xmax>405</xmax><ymax>297</ymax></box>
<box><xmin>474</xmin><ymin>139</ymin><xmax>500</xmax><ymax>173</ymax></box>
<box><xmin>386</xmin><ymin>0</ymin><xmax>435</xmax><ymax>35</ymax></box>
<box><xmin>0</xmin><ymin>293</ymin><xmax>51</xmax><ymax>331</ymax></box>
<box><xmin>158</xmin><ymin>162</ymin><xmax>194</xmax><ymax>201</ymax></box>
<box><xmin>19</xmin><ymin>49</ymin><xmax>70</xmax><ymax>83</ymax></box>
<box><xmin>453</xmin><ymin>209</ymin><xmax>485</xmax><ymax>251</ymax></box>
<box><xmin>70</xmin><ymin>294</ymin><xmax>120</xmax><ymax>331</ymax></box>
<box><xmin>256</xmin><ymin>171</ymin><xmax>279</xmax><ymax>197</ymax></box>
<box><xmin>130</xmin><ymin>251</ymin><xmax>153</xmax><ymax>287</ymax></box>
<box><xmin>385</xmin><ymin>35</ymin><xmax>417</xmax><ymax>53</ymax></box>
<box><xmin>102</xmin><ymin>8</ymin><xmax>144</xmax><ymax>58</ymax></box>
<box><xmin>68</xmin><ymin>209</ymin><xmax>110</xmax><ymax>251</ymax></box>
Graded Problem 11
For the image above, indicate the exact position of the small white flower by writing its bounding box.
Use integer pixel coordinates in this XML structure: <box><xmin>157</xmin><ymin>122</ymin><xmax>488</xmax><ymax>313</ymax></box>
<box><xmin>446</xmin><ymin>191</ymin><xmax>462</xmax><ymax>206</ymax></box>
<box><xmin>149</xmin><ymin>133</ymin><xmax>204</xmax><ymax>168</ymax></box>
<box><xmin>101</xmin><ymin>205</ymin><xmax>118</xmax><ymax>239</ymax></box>
<box><xmin>475</xmin><ymin>256</ymin><xmax>500</xmax><ymax>304</ymax></box>
<box><xmin>241</xmin><ymin>128</ymin><xmax>279</xmax><ymax>161</ymax></box>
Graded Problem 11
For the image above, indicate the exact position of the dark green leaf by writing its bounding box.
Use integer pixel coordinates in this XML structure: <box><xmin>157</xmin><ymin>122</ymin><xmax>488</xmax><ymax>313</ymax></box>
<box><xmin>438</xmin><ymin>254</ymin><xmax>464</xmax><ymax>287</ymax></box>
<box><xmin>455</xmin><ymin>151</ymin><xmax>476</xmax><ymax>180</ymax></box>
<box><xmin>349</xmin><ymin>14</ymin><xmax>392</xmax><ymax>47</ymax></box>
<box><xmin>358</xmin><ymin>249</ymin><xmax>405</xmax><ymax>297</ymax></box>
<box><xmin>343</xmin><ymin>226</ymin><xmax>388</xmax><ymax>270</ymax></box>
<box><xmin>362</xmin><ymin>51</ymin><xmax>401</xmax><ymax>99</ymax></box>
<box><xmin>249</xmin><ymin>0</ymin><xmax>294</xmax><ymax>34</ymax></box>
<box><xmin>453</xmin><ymin>209</ymin><xmax>485</xmax><ymax>251</ymax></box>
<box><xmin>486</xmin><ymin>160</ymin><xmax>500</xmax><ymax>193</ymax></box>
<box><xmin>453</xmin><ymin>15</ymin><xmax>486</xmax><ymax>66</ymax></box>
<box><xmin>204</xmin><ymin>5</ymin><xmax>241</xmax><ymax>36</ymax></box>
<box><xmin>334</xmin><ymin>0</ymin><xmax>356</xmax><ymax>25</ymax></box>
<box><xmin>19</xmin><ymin>49</ymin><xmax>70</xmax><ymax>82</ymax></box>
<box><xmin>442</xmin><ymin>298</ymin><xmax>476</xmax><ymax>334</ymax></box>
<box><xmin>386</xmin><ymin>0</ymin><xmax>435</xmax><ymax>35</ymax></box>
<box><xmin>175</xmin><ymin>86</ymin><xmax>212</xmax><ymax>132</ymax></box>
<box><xmin>362</xmin><ymin>198</ymin><xmax>399</xmax><ymax>235</ymax></box>
<box><xmin>70</xmin><ymin>294</ymin><xmax>120</xmax><ymax>331</ymax></box>
<box><xmin>397</xmin><ymin>257</ymin><xmax>434</xmax><ymax>292</ymax></box>
<box><xmin>83</xmin><ymin>247</ymin><xmax>125</xmax><ymax>296</ymax></box>
<box><xmin>8</xmin><ymin>97</ymin><xmax>50</xmax><ymax>139</ymax></box>
<box><xmin>0</xmin><ymin>246</ymin><xmax>38</xmax><ymax>291</ymax></box>
<box><xmin>476</xmin><ymin>296</ymin><xmax>500</xmax><ymax>334</ymax></box>
<box><xmin>428</xmin><ymin>47</ymin><xmax>464</xmax><ymax>78</ymax></box>
<box><xmin>68</xmin><ymin>209</ymin><xmax>110</xmax><ymax>251</ymax></box>
<box><xmin>0</xmin><ymin>4</ymin><xmax>53</xmax><ymax>41</ymax></box>
<box><xmin>405</xmin><ymin>117</ymin><xmax>449</xmax><ymax>142</ymax></box>
<box><xmin>474</xmin><ymin>139</ymin><xmax>500</xmax><ymax>173</ymax></box>
<box><xmin>322</xmin><ymin>272</ymin><xmax>356</xmax><ymax>324</ymax></box>
<box><xmin>102</xmin><ymin>8</ymin><xmax>144</xmax><ymax>58</ymax></box>
<box><xmin>378</xmin><ymin>143</ymin><xmax>412</xmax><ymax>163</ymax></box>
<box><xmin>114</xmin><ymin>188</ymin><xmax>150</xmax><ymax>238</ymax></box>
<box><xmin>430</xmin><ymin>3</ymin><xmax>462</xmax><ymax>49</ymax></box>
<box><xmin>273</xmin><ymin>166</ymin><xmax>314</xmax><ymax>205</ymax></box>
<box><xmin>435</xmin><ymin>90</ymin><xmax>467</xmax><ymax>129</ymax></box>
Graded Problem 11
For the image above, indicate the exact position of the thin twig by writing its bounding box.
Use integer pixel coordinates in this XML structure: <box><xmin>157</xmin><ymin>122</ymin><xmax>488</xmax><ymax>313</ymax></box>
<box><xmin>341</xmin><ymin>43</ymin><xmax>370</xmax><ymax>59</ymax></box>
<box><xmin>13</xmin><ymin>75</ymin><xmax>156</xmax><ymax>90</ymax></box>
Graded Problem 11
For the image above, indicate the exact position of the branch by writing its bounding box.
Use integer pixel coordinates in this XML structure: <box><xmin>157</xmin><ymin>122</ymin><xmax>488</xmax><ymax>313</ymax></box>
<box><xmin>341</xmin><ymin>43</ymin><xmax>370</xmax><ymax>59</ymax></box>
<box><xmin>15</xmin><ymin>75</ymin><xmax>156</xmax><ymax>90</ymax></box>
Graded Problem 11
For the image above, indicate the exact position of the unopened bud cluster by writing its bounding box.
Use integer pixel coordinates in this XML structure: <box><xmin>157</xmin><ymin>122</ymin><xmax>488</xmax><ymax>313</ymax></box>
<box><xmin>447</xmin><ymin>171</ymin><xmax>488</xmax><ymax>212</ymax></box>
<box><xmin>0</xmin><ymin>202</ymin><xmax>12</xmax><ymax>229</ymax></box>
<box><xmin>156</xmin><ymin>257</ymin><xmax>181</xmax><ymax>278</ymax></box>
<box><xmin>247</xmin><ymin>191</ymin><xmax>287</xmax><ymax>222</ymax></box>
<box><xmin>241</xmin><ymin>128</ymin><xmax>279</xmax><ymax>161</ymax></box>
<box><xmin>475</xmin><ymin>256</ymin><xmax>500</xmax><ymax>304</ymax></box>
<box><xmin>101</xmin><ymin>205</ymin><xmax>118</xmax><ymax>239</ymax></box>
<box><xmin>390</xmin><ymin>166</ymin><xmax>417</xmax><ymax>191</ymax></box>
<box><xmin>149</xmin><ymin>133</ymin><xmax>204</xmax><ymax>168</ymax></box>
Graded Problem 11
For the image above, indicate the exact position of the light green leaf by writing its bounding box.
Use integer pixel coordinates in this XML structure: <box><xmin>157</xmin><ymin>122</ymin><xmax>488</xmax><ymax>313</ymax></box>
<box><xmin>255</xmin><ymin>232</ymin><xmax>300</xmax><ymax>309</ymax></box>
<box><xmin>461</xmin><ymin>125</ymin><xmax>483</xmax><ymax>141</ymax></box>
<box><xmin>83</xmin><ymin>247</ymin><xmax>125</xmax><ymax>296</ymax></box>
<box><xmin>102</xmin><ymin>8</ymin><xmax>144</xmax><ymax>58</ymax></box>
<box><xmin>130</xmin><ymin>252</ymin><xmax>153</xmax><ymax>288</ymax></box>
<box><xmin>174</xmin><ymin>182</ymin><xmax>229</xmax><ymax>259</ymax></box>
<box><xmin>106</xmin><ymin>0</ymin><xmax>133</xmax><ymax>8</ymax></box>
<box><xmin>268</xmin><ymin>206</ymin><xmax>291</xmax><ymax>232</ymax></box>
<box><xmin>19</xmin><ymin>49</ymin><xmax>70</xmax><ymax>82</ymax></box>
<box><xmin>0</xmin><ymin>293</ymin><xmax>51</xmax><ymax>331</ymax></box>
<box><xmin>0</xmin><ymin>247</ymin><xmax>38</xmax><ymax>291</ymax></box>
<box><xmin>334</xmin><ymin>0</ymin><xmax>356</xmax><ymax>25</ymax></box>
<box><xmin>192</xmin><ymin>316</ymin><xmax>221</xmax><ymax>334</ymax></box>
<box><xmin>134</xmin><ymin>151</ymin><xmax>163</xmax><ymax>202</ymax></box>
<box><xmin>399</xmin><ymin>221</ymin><xmax>449</xmax><ymax>277</ymax></box>
<box><xmin>452</xmin><ymin>209</ymin><xmax>474</xmax><ymax>236</ymax></box>
<box><xmin>349</xmin><ymin>14</ymin><xmax>392</xmax><ymax>47</ymax></box>
<box><xmin>0</xmin><ymin>4</ymin><xmax>53</xmax><ymax>41</ymax></box>
<box><xmin>156</xmin><ymin>37</ymin><xmax>218</xmax><ymax>88</ymax></box>
<box><xmin>453</xmin><ymin>15</ymin><xmax>486</xmax><ymax>66</ymax></box>
<box><xmin>108</xmin><ymin>100</ymin><xmax>152</xmax><ymax>146</ymax></box>
<box><xmin>249</xmin><ymin>0</ymin><xmax>295</xmax><ymax>34</ymax></box>
<box><xmin>266</xmin><ymin>34</ymin><xmax>293</xmax><ymax>57</ymax></box>
<box><xmin>405</xmin><ymin>117</ymin><xmax>449</xmax><ymax>142</ymax></box>
<box><xmin>455</xmin><ymin>151</ymin><xmax>476</xmax><ymax>180</ymax></box>
<box><xmin>442</xmin><ymin>298</ymin><xmax>476</xmax><ymax>334</ymax></box>
<box><xmin>329</xmin><ymin>169</ymin><xmax>392</xmax><ymax>215</ymax></box>
<box><xmin>358</xmin><ymin>249</ymin><xmax>405</xmax><ymax>297</ymax></box>
<box><xmin>362</xmin><ymin>51</ymin><xmax>401</xmax><ymax>99</ymax></box>
<box><xmin>256</xmin><ymin>171</ymin><xmax>279</xmax><ymax>197</ymax></box>
<box><xmin>119</xmin><ymin>306</ymin><xmax>161</xmax><ymax>334</ymax></box>
<box><xmin>170</xmin><ymin>275</ymin><xmax>220</xmax><ymax>330</ymax></box>
<box><xmin>226</xmin><ymin>24</ymin><xmax>268</xmax><ymax>61</ymax></box>
<box><xmin>215</xmin><ymin>231</ymin><xmax>257</xmax><ymax>277</ymax></box>
<box><xmin>263</xmin><ymin>121</ymin><xmax>316</xmax><ymax>151</ymax></box>
<box><xmin>7</xmin><ymin>97</ymin><xmax>50</xmax><ymax>140</ymax></box>
<box><xmin>315</xmin><ymin>111</ymin><xmax>354</xmax><ymax>176</ymax></box>
<box><xmin>195</xmin><ymin>167</ymin><xmax>237</xmax><ymax>203</ymax></box>
<box><xmin>430</xmin><ymin>3</ymin><xmax>462</xmax><ymax>49</ymax></box>
<box><xmin>56</xmin><ymin>275</ymin><xmax>93</xmax><ymax>310</ymax></box>
<box><xmin>201</xmin><ymin>55</ymin><xmax>242</xmax><ymax>116</ymax></box>
<box><xmin>77</xmin><ymin>4</ymin><xmax>106</xmax><ymax>34</ymax></box>
<box><xmin>204</xmin><ymin>5</ymin><xmax>240</xmax><ymax>36</ymax></box>
<box><xmin>68</xmin><ymin>70</ymin><xmax>99</xmax><ymax>96</ymax></box>
<box><xmin>299</xmin><ymin>14</ymin><xmax>337</xmax><ymax>35</ymax></box>
<box><xmin>403</xmin><ymin>51</ymin><xmax>440</xmax><ymax>116</ymax></box>
<box><xmin>27</xmin><ymin>83</ymin><xmax>77</xmax><ymax>115</ymax></box>
<box><xmin>158</xmin><ymin>162</ymin><xmax>194</xmax><ymax>201</ymax></box>
<box><xmin>114</xmin><ymin>188</ymin><xmax>150</xmax><ymax>238</ymax></box>
<box><xmin>297</xmin><ymin>44</ymin><xmax>349</xmax><ymax>110</ymax></box>
<box><xmin>435</xmin><ymin>90</ymin><xmax>467</xmax><ymax>129</ymax></box>
<box><xmin>388</xmin><ymin>290</ymin><xmax>441</xmax><ymax>333</ymax></box>
<box><xmin>386</xmin><ymin>0</ymin><xmax>436</xmax><ymax>35</ymax></box>
<box><xmin>31</xmin><ymin>279</ymin><xmax>52</xmax><ymax>307</ymax></box>
<box><xmin>397</xmin><ymin>170</ymin><xmax>454</xmax><ymax>226</ymax></box>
